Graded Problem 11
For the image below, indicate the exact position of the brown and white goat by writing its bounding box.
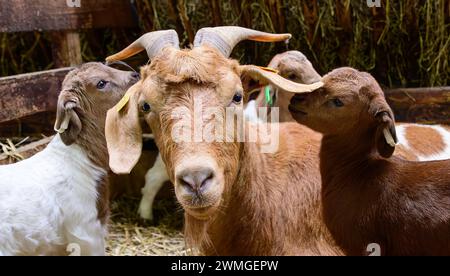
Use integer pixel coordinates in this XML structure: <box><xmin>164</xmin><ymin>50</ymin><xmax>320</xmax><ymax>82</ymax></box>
<box><xmin>0</xmin><ymin>63</ymin><xmax>139</xmax><ymax>255</ymax></box>
<box><xmin>105</xmin><ymin>27</ymin><xmax>343</xmax><ymax>255</ymax></box>
<box><xmin>258</xmin><ymin>51</ymin><xmax>450</xmax><ymax>161</ymax></box>
<box><xmin>289</xmin><ymin>67</ymin><xmax>450</xmax><ymax>256</ymax></box>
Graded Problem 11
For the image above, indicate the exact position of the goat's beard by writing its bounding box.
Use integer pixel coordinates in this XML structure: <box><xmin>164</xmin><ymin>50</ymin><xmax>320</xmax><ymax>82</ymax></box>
<box><xmin>182</xmin><ymin>166</ymin><xmax>238</xmax><ymax>255</ymax></box>
<box><xmin>184</xmin><ymin>212</ymin><xmax>214</xmax><ymax>254</ymax></box>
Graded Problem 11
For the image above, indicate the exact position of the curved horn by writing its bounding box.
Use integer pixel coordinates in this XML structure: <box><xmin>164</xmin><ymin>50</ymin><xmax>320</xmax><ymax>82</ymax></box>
<box><xmin>194</xmin><ymin>26</ymin><xmax>291</xmax><ymax>57</ymax></box>
<box><xmin>106</xmin><ymin>30</ymin><xmax>180</xmax><ymax>62</ymax></box>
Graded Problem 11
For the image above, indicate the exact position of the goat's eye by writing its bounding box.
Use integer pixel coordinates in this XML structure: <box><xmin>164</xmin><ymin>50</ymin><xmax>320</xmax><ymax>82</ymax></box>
<box><xmin>97</xmin><ymin>80</ymin><xmax>108</xmax><ymax>90</ymax></box>
<box><xmin>287</xmin><ymin>73</ymin><xmax>296</xmax><ymax>80</ymax></box>
<box><xmin>331</xmin><ymin>98</ymin><xmax>344</xmax><ymax>107</ymax></box>
<box><xmin>233</xmin><ymin>93</ymin><xmax>243</xmax><ymax>103</ymax></box>
<box><xmin>141</xmin><ymin>102</ymin><xmax>151</xmax><ymax>113</ymax></box>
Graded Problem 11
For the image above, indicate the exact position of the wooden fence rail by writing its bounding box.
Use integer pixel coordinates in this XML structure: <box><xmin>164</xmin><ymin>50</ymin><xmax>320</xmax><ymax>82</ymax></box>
<box><xmin>0</xmin><ymin>68</ymin><xmax>71</xmax><ymax>124</ymax></box>
<box><xmin>1</xmin><ymin>68</ymin><xmax>449</xmax><ymax>125</ymax></box>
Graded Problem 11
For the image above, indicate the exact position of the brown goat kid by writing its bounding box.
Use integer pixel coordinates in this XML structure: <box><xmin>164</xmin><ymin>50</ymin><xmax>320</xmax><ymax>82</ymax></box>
<box><xmin>289</xmin><ymin>67</ymin><xmax>450</xmax><ymax>256</ymax></box>
<box><xmin>261</xmin><ymin>51</ymin><xmax>450</xmax><ymax>162</ymax></box>
<box><xmin>105</xmin><ymin>27</ymin><xmax>343</xmax><ymax>255</ymax></box>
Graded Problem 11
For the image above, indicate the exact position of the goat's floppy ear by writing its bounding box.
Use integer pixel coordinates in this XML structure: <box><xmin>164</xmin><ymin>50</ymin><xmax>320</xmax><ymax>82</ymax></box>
<box><xmin>239</xmin><ymin>65</ymin><xmax>323</xmax><ymax>94</ymax></box>
<box><xmin>54</xmin><ymin>91</ymin><xmax>82</xmax><ymax>145</ymax></box>
<box><xmin>371</xmin><ymin>98</ymin><xmax>398</xmax><ymax>158</ymax></box>
<box><xmin>105</xmin><ymin>85</ymin><xmax>143</xmax><ymax>174</ymax></box>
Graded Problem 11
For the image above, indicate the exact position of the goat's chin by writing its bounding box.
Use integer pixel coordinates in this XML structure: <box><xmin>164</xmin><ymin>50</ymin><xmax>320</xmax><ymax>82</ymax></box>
<box><xmin>179</xmin><ymin>195</ymin><xmax>222</xmax><ymax>220</ymax></box>
<box><xmin>184</xmin><ymin>205</ymin><xmax>219</xmax><ymax>220</ymax></box>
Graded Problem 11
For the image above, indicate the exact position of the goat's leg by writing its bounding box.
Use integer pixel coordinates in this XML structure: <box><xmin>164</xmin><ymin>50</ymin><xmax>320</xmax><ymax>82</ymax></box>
<box><xmin>66</xmin><ymin>225</ymin><xmax>106</xmax><ymax>256</ymax></box>
<box><xmin>138</xmin><ymin>153</ymin><xmax>169</xmax><ymax>221</ymax></box>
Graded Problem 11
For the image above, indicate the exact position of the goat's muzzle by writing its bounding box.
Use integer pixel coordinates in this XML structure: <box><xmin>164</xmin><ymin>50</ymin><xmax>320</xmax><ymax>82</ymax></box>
<box><xmin>173</xmin><ymin>156</ymin><xmax>224</xmax><ymax>215</ymax></box>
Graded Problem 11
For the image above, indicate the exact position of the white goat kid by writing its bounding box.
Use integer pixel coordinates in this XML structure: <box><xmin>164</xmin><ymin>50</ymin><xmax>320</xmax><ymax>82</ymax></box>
<box><xmin>0</xmin><ymin>63</ymin><xmax>138</xmax><ymax>255</ymax></box>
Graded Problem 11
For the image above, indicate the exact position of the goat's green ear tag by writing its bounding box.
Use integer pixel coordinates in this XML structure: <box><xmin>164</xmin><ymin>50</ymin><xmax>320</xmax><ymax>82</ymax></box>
<box><xmin>265</xmin><ymin>86</ymin><xmax>273</xmax><ymax>106</ymax></box>
<box><xmin>116</xmin><ymin>94</ymin><xmax>130</xmax><ymax>112</ymax></box>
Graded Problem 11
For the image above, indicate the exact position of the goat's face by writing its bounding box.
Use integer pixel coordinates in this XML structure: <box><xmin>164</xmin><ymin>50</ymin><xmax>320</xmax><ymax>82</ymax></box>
<box><xmin>289</xmin><ymin>67</ymin><xmax>364</xmax><ymax>134</ymax></box>
<box><xmin>55</xmin><ymin>62</ymin><xmax>140</xmax><ymax>145</ymax></box>
<box><xmin>270</xmin><ymin>51</ymin><xmax>321</xmax><ymax>84</ymax></box>
<box><xmin>104</xmin><ymin>27</ymin><xmax>324</xmax><ymax>219</ymax></box>
<box><xmin>134</xmin><ymin>47</ymin><xmax>243</xmax><ymax>217</ymax></box>
<box><xmin>74</xmin><ymin>62</ymin><xmax>140</xmax><ymax>111</ymax></box>
<box><xmin>289</xmin><ymin>67</ymin><xmax>398</xmax><ymax>157</ymax></box>
<box><xmin>254</xmin><ymin>51</ymin><xmax>322</xmax><ymax>122</ymax></box>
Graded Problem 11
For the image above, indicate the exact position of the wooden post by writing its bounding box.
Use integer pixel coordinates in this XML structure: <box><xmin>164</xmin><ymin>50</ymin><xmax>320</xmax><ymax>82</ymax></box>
<box><xmin>51</xmin><ymin>31</ymin><xmax>82</xmax><ymax>67</ymax></box>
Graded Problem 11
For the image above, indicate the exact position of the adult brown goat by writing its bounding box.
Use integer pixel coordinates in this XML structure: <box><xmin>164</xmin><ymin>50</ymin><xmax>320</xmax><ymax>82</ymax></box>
<box><xmin>104</xmin><ymin>27</ymin><xmax>343</xmax><ymax>255</ymax></box>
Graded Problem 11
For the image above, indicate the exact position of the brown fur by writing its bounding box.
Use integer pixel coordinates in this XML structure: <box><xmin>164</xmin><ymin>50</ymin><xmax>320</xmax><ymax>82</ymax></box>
<box><xmin>106</xmin><ymin>46</ymin><xmax>342</xmax><ymax>255</ymax></box>
<box><xmin>57</xmin><ymin>62</ymin><xmax>139</xmax><ymax>224</ymax></box>
<box><xmin>393</xmin><ymin>144</ymin><xmax>419</xmax><ymax>161</ymax></box>
<box><xmin>262</xmin><ymin>51</ymin><xmax>449</xmax><ymax>161</ymax></box>
<box><xmin>290</xmin><ymin>67</ymin><xmax>450</xmax><ymax>255</ymax></box>
<box><xmin>183</xmin><ymin>123</ymin><xmax>342</xmax><ymax>255</ymax></box>
<box><xmin>404</xmin><ymin>125</ymin><xmax>446</xmax><ymax>157</ymax></box>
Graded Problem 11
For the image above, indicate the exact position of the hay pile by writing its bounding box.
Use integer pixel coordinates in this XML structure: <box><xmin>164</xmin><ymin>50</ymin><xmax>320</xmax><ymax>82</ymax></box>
<box><xmin>1</xmin><ymin>0</ymin><xmax>448</xmax><ymax>87</ymax></box>
<box><xmin>106</xmin><ymin>196</ymin><xmax>188</xmax><ymax>256</ymax></box>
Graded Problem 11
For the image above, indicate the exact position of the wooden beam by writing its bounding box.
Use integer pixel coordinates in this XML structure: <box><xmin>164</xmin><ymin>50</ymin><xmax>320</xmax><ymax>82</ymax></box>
<box><xmin>0</xmin><ymin>69</ymin><xmax>448</xmax><ymax>130</ymax></box>
<box><xmin>0</xmin><ymin>0</ymin><xmax>137</xmax><ymax>33</ymax></box>
<box><xmin>51</xmin><ymin>31</ymin><xmax>83</xmax><ymax>67</ymax></box>
<box><xmin>0</xmin><ymin>68</ymin><xmax>72</xmax><ymax>123</ymax></box>
<box><xmin>384</xmin><ymin>87</ymin><xmax>450</xmax><ymax>125</ymax></box>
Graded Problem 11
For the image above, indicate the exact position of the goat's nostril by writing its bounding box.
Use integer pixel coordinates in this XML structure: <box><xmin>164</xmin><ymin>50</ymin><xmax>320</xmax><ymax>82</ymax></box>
<box><xmin>177</xmin><ymin>168</ymin><xmax>215</xmax><ymax>194</ymax></box>
<box><xmin>178</xmin><ymin>175</ymin><xmax>195</xmax><ymax>192</ymax></box>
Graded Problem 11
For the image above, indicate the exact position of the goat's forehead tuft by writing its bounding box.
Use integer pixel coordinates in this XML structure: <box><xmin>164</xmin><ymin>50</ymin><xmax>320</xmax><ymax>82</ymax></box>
<box><xmin>142</xmin><ymin>47</ymin><xmax>239</xmax><ymax>85</ymax></box>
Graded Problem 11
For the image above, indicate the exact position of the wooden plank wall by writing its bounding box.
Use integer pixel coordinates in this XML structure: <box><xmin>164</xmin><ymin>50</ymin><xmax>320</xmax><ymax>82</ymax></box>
<box><xmin>0</xmin><ymin>0</ymin><xmax>136</xmax><ymax>32</ymax></box>
<box><xmin>0</xmin><ymin>0</ymin><xmax>137</xmax><ymax>67</ymax></box>
<box><xmin>0</xmin><ymin>68</ymin><xmax>72</xmax><ymax>124</ymax></box>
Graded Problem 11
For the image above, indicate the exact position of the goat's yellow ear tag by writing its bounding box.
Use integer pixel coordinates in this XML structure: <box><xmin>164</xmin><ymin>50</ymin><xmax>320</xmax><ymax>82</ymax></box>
<box><xmin>116</xmin><ymin>93</ymin><xmax>130</xmax><ymax>112</ymax></box>
<box><xmin>258</xmin><ymin>66</ymin><xmax>279</xmax><ymax>74</ymax></box>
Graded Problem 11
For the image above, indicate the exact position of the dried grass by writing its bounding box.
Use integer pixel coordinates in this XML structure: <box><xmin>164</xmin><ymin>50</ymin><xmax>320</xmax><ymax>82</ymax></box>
<box><xmin>106</xmin><ymin>196</ymin><xmax>188</xmax><ymax>256</ymax></box>
<box><xmin>1</xmin><ymin>0</ymin><xmax>448</xmax><ymax>87</ymax></box>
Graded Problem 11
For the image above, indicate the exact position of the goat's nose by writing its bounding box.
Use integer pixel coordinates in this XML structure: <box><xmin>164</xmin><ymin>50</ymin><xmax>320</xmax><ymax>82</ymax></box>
<box><xmin>176</xmin><ymin>168</ymin><xmax>215</xmax><ymax>194</ymax></box>
<box><xmin>131</xmin><ymin>72</ymin><xmax>140</xmax><ymax>80</ymax></box>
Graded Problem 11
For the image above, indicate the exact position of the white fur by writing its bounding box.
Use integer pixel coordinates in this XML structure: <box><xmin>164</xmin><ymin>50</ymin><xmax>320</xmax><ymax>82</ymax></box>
<box><xmin>244</xmin><ymin>100</ymin><xmax>261</xmax><ymax>123</ymax></box>
<box><xmin>396</xmin><ymin>124</ymin><xmax>450</xmax><ymax>161</ymax></box>
<box><xmin>0</xmin><ymin>135</ymin><xmax>106</xmax><ymax>256</ymax></box>
<box><xmin>138</xmin><ymin>154</ymin><xmax>168</xmax><ymax>220</ymax></box>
